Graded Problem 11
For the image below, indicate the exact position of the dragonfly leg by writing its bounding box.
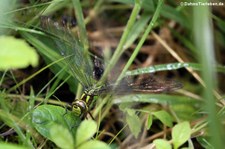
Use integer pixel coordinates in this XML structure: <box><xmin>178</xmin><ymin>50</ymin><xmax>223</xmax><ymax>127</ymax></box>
<box><xmin>63</xmin><ymin>103</ymin><xmax>71</xmax><ymax>117</ymax></box>
<box><xmin>87</xmin><ymin>111</ymin><xmax>94</xmax><ymax>120</ymax></box>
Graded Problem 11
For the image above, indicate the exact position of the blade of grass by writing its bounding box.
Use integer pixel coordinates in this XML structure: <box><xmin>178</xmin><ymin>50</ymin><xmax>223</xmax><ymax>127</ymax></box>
<box><xmin>0</xmin><ymin>108</ymin><xmax>34</xmax><ymax>148</ymax></box>
<box><xmin>99</xmin><ymin>0</ymin><xmax>142</xmax><ymax>84</ymax></box>
<box><xmin>0</xmin><ymin>70</ymin><xmax>7</xmax><ymax>86</ymax></box>
<box><xmin>125</xmin><ymin>62</ymin><xmax>225</xmax><ymax>76</ymax></box>
<box><xmin>7</xmin><ymin>54</ymin><xmax>66</xmax><ymax>93</ymax></box>
<box><xmin>84</xmin><ymin>0</ymin><xmax>104</xmax><ymax>25</ymax></box>
<box><xmin>72</xmin><ymin>0</ymin><xmax>89</xmax><ymax>52</ymax></box>
<box><xmin>42</xmin><ymin>0</ymin><xmax>69</xmax><ymax>16</ymax></box>
<box><xmin>193</xmin><ymin>1</ymin><xmax>224</xmax><ymax>148</ymax></box>
<box><xmin>117</xmin><ymin>0</ymin><xmax>164</xmax><ymax>82</ymax></box>
<box><xmin>152</xmin><ymin>31</ymin><xmax>223</xmax><ymax>103</ymax></box>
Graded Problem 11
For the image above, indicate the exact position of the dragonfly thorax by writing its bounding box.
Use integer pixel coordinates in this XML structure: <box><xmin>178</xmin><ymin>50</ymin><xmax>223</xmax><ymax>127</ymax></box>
<box><xmin>84</xmin><ymin>85</ymin><xmax>104</xmax><ymax>96</ymax></box>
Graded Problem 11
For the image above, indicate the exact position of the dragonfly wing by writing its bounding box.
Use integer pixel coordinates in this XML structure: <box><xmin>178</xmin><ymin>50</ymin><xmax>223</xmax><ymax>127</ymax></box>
<box><xmin>40</xmin><ymin>17</ymin><xmax>95</xmax><ymax>87</ymax></box>
<box><xmin>90</xmin><ymin>75</ymin><xmax>182</xmax><ymax>96</ymax></box>
<box><xmin>127</xmin><ymin>76</ymin><xmax>183</xmax><ymax>93</ymax></box>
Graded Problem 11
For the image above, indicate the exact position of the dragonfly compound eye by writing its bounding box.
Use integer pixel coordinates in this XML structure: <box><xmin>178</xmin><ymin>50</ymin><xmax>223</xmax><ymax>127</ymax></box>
<box><xmin>72</xmin><ymin>100</ymin><xmax>88</xmax><ymax>114</ymax></box>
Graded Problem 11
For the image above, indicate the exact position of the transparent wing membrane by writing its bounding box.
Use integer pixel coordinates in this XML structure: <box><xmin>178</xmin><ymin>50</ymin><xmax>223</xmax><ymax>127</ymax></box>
<box><xmin>126</xmin><ymin>77</ymin><xmax>182</xmax><ymax>93</ymax></box>
<box><xmin>40</xmin><ymin>17</ymin><xmax>182</xmax><ymax>117</ymax></box>
<box><xmin>92</xmin><ymin>75</ymin><xmax>183</xmax><ymax>96</ymax></box>
<box><xmin>41</xmin><ymin>16</ymin><xmax>95</xmax><ymax>88</ymax></box>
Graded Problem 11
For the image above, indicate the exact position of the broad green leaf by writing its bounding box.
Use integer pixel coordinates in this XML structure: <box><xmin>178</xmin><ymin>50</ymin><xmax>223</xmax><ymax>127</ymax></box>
<box><xmin>153</xmin><ymin>139</ymin><xmax>172</xmax><ymax>149</ymax></box>
<box><xmin>146</xmin><ymin>114</ymin><xmax>153</xmax><ymax>130</ymax></box>
<box><xmin>172</xmin><ymin>122</ymin><xmax>191</xmax><ymax>149</ymax></box>
<box><xmin>126</xmin><ymin>109</ymin><xmax>142</xmax><ymax>138</ymax></box>
<box><xmin>76</xmin><ymin>120</ymin><xmax>97</xmax><ymax>146</ymax></box>
<box><xmin>152</xmin><ymin>110</ymin><xmax>173</xmax><ymax>127</ymax></box>
<box><xmin>50</xmin><ymin>124</ymin><xmax>74</xmax><ymax>149</ymax></box>
<box><xmin>32</xmin><ymin>105</ymin><xmax>81</xmax><ymax>140</ymax></box>
<box><xmin>78</xmin><ymin>140</ymin><xmax>110</xmax><ymax>149</ymax></box>
<box><xmin>0</xmin><ymin>142</ymin><xmax>28</xmax><ymax>149</ymax></box>
<box><xmin>0</xmin><ymin>36</ymin><xmax>38</xmax><ymax>70</ymax></box>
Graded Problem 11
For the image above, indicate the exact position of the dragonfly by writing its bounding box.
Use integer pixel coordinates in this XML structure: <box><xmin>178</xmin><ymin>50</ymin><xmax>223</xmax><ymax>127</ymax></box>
<box><xmin>40</xmin><ymin>16</ymin><xmax>182</xmax><ymax>118</ymax></box>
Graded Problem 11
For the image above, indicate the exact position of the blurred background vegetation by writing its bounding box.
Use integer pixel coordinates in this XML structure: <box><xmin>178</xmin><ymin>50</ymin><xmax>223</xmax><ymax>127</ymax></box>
<box><xmin>0</xmin><ymin>0</ymin><xmax>224</xmax><ymax>148</ymax></box>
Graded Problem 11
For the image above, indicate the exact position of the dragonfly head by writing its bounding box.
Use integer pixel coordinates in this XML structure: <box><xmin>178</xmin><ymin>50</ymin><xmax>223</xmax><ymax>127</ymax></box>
<box><xmin>72</xmin><ymin>100</ymin><xmax>88</xmax><ymax>116</ymax></box>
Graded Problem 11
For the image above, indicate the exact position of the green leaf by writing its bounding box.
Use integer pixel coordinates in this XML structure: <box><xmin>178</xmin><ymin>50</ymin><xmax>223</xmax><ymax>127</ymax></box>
<box><xmin>171</xmin><ymin>104</ymin><xmax>198</xmax><ymax>121</ymax></box>
<box><xmin>146</xmin><ymin>114</ymin><xmax>153</xmax><ymax>130</ymax></box>
<box><xmin>125</xmin><ymin>109</ymin><xmax>142</xmax><ymax>138</ymax></box>
<box><xmin>153</xmin><ymin>139</ymin><xmax>172</xmax><ymax>149</ymax></box>
<box><xmin>196</xmin><ymin>136</ymin><xmax>214</xmax><ymax>149</ymax></box>
<box><xmin>0</xmin><ymin>142</ymin><xmax>28</xmax><ymax>149</ymax></box>
<box><xmin>78</xmin><ymin>140</ymin><xmax>110</xmax><ymax>149</ymax></box>
<box><xmin>172</xmin><ymin>122</ymin><xmax>191</xmax><ymax>149</ymax></box>
<box><xmin>114</xmin><ymin>94</ymin><xmax>201</xmax><ymax>106</ymax></box>
<box><xmin>76</xmin><ymin>120</ymin><xmax>97</xmax><ymax>146</ymax></box>
<box><xmin>0</xmin><ymin>36</ymin><xmax>38</xmax><ymax>70</ymax></box>
<box><xmin>50</xmin><ymin>124</ymin><xmax>74</xmax><ymax>149</ymax></box>
<box><xmin>32</xmin><ymin>105</ymin><xmax>81</xmax><ymax>140</ymax></box>
<box><xmin>152</xmin><ymin>110</ymin><xmax>173</xmax><ymax>127</ymax></box>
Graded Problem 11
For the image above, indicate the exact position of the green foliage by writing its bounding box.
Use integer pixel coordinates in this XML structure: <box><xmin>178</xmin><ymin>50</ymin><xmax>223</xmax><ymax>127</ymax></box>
<box><xmin>76</xmin><ymin>120</ymin><xmax>97</xmax><ymax>146</ymax></box>
<box><xmin>0</xmin><ymin>142</ymin><xmax>28</xmax><ymax>149</ymax></box>
<box><xmin>32</xmin><ymin>106</ymin><xmax>109</xmax><ymax>149</ymax></box>
<box><xmin>172</xmin><ymin>122</ymin><xmax>191</xmax><ymax>149</ymax></box>
<box><xmin>153</xmin><ymin>139</ymin><xmax>172</xmax><ymax>149</ymax></box>
<box><xmin>0</xmin><ymin>0</ymin><xmax>224</xmax><ymax>148</ymax></box>
<box><xmin>76</xmin><ymin>120</ymin><xmax>110</xmax><ymax>149</ymax></box>
<box><xmin>152</xmin><ymin>122</ymin><xmax>191</xmax><ymax>149</ymax></box>
<box><xmin>42</xmin><ymin>0</ymin><xmax>70</xmax><ymax>16</ymax></box>
<box><xmin>152</xmin><ymin>110</ymin><xmax>173</xmax><ymax>127</ymax></box>
<box><xmin>193</xmin><ymin>1</ymin><xmax>224</xmax><ymax>148</ymax></box>
<box><xmin>78</xmin><ymin>140</ymin><xmax>110</xmax><ymax>149</ymax></box>
<box><xmin>115</xmin><ymin>94</ymin><xmax>201</xmax><ymax>107</ymax></box>
<box><xmin>0</xmin><ymin>36</ymin><xmax>39</xmax><ymax>70</ymax></box>
<box><xmin>0</xmin><ymin>0</ymin><xmax>17</xmax><ymax>35</ymax></box>
<box><xmin>123</xmin><ymin>14</ymin><xmax>150</xmax><ymax>49</ymax></box>
<box><xmin>32</xmin><ymin>105</ymin><xmax>81</xmax><ymax>139</ymax></box>
<box><xmin>50</xmin><ymin>124</ymin><xmax>74</xmax><ymax>149</ymax></box>
<box><xmin>125</xmin><ymin>109</ymin><xmax>142</xmax><ymax>138</ymax></box>
<box><xmin>196</xmin><ymin>136</ymin><xmax>214</xmax><ymax>149</ymax></box>
<box><xmin>146</xmin><ymin>114</ymin><xmax>153</xmax><ymax>130</ymax></box>
<box><xmin>126</xmin><ymin>62</ymin><xmax>225</xmax><ymax>76</ymax></box>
